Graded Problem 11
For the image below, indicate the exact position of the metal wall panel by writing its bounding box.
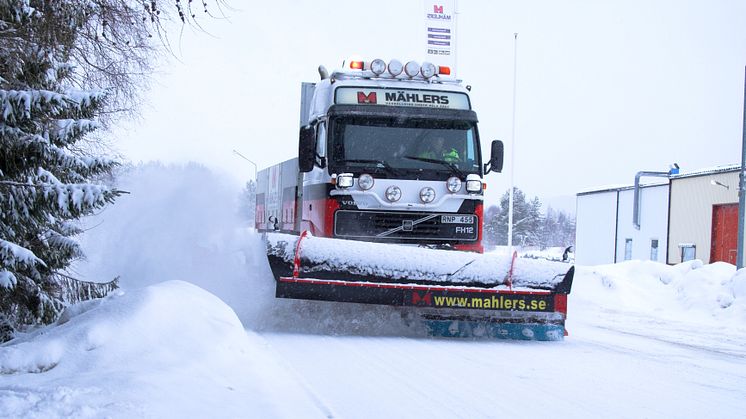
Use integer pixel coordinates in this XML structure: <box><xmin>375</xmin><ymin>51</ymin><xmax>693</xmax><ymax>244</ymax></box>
<box><xmin>668</xmin><ymin>171</ymin><xmax>739</xmax><ymax>264</ymax></box>
<box><xmin>616</xmin><ymin>185</ymin><xmax>669</xmax><ymax>263</ymax></box>
<box><xmin>575</xmin><ymin>191</ymin><xmax>618</xmax><ymax>265</ymax></box>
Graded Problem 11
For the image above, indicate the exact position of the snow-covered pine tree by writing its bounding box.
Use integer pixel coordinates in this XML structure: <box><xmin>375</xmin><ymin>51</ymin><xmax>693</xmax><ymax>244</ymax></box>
<box><xmin>497</xmin><ymin>188</ymin><xmax>536</xmax><ymax>246</ymax></box>
<box><xmin>0</xmin><ymin>1</ymin><xmax>123</xmax><ymax>336</ymax></box>
<box><xmin>482</xmin><ymin>204</ymin><xmax>501</xmax><ymax>247</ymax></box>
<box><xmin>539</xmin><ymin>206</ymin><xmax>559</xmax><ymax>249</ymax></box>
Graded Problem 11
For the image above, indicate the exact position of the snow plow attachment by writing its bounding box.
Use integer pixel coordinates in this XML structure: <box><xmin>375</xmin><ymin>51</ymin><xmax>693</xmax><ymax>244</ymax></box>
<box><xmin>265</xmin><ymin>232</ymin><xmax>574</xmax><ymax>341</ymax></box>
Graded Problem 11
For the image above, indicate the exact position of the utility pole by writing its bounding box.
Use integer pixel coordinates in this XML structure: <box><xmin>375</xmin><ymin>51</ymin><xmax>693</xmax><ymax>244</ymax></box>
<box><xmin>738</xmin><ymin>66</ymin><xmax>746</xmax><ymax>269</ymax></box>
<box><xmin>508</xmin><ymin>33</ymin><xmax>518</xmax><ymax>253</ymax></box>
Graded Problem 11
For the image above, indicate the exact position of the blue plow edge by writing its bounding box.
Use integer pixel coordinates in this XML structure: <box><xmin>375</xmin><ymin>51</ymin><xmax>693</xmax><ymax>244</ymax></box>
<box><xmin>424</xmin><ymin>320</ymin><xmax>565</xmax><ymax>341</ymax></box>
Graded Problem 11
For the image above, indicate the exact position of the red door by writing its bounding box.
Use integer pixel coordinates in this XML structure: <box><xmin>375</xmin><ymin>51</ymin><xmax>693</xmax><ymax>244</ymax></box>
<box><xmin>711</xmin><ymin>204</ymin><xmax>738</xmax><ymax>264</ymax></box>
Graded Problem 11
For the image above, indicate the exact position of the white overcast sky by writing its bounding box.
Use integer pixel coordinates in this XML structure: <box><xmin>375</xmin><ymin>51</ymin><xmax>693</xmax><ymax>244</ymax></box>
<box><xmin>113</xmin><ymin>0</ymin><xmax>746</xmax><ymax>209</ymax></box>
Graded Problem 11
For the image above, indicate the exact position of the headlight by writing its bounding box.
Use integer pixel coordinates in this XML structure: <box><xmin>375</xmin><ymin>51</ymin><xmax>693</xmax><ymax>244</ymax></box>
<box><xmin>370</xmin><ymin>59</ymin><xmax>386</xmax><ymax>75</ymax></box>
<box><xmin>421</xmin><ymin>62</ymin><xmax>437</xmax><ymax>78</ymax></box>
<box><xmin>337</xmin><ymin>173</ymin><xmax>354</xmax><ymax>189</ymax></box>
<box><xmin>358</xmin><ymin>173</ymin><xmax>374</xmax><ymax>190</ymax></box>
<box><xmin>385</xmin><ymin>185</ymin><xmax>402</xmax><ymax>202</ymax></box>
<box><xmin>446</xmin><ymin>177</ymin><xmax>462</xmax><ymax>193</ymax></box>
<box><xmin>466</xmin><ymin>179</ymin><xmax>482</xmax><ymax>192</ymax></box>
<box><xmin>420</xmin><ymin>187</ymin><xmax>436</xmax><ymax>203</ymax></box>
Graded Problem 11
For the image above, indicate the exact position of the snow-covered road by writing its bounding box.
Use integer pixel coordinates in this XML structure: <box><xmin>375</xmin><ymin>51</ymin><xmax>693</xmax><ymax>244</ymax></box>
<box><xmin>253</xmin><ymin>302</ymin><xmax>746</xmax><ymax>419</ymax></box>
<box><xmin>246</xmin><ymin>248</ymin><xmax>746</xmax><ymax>418</ymax></box>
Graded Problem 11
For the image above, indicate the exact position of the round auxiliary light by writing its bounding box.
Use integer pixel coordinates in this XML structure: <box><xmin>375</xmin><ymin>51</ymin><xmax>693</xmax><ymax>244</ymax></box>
<box><xmin>446</xmin><ymin>176</ymin><xmax>462</xmax><ymax>193</ymax></box>
<box><xmin>385</xmin><ymin>185</ymin><xmax>402</xmax><ymax>202</ymax></box>
<box><xmin>358</xmin><ymin>173</ymin><xmax>374</xmax><ymax>190</ymax></box>
<box><xmin>388</xmin><ymin>59</ymin><xmax>403</xmax><ymax>76</ymax></box>
<box><xmin>337</xmin><ymin>173</ymin><xmax>354</xmax><ymax>189</ymax></box>
<box><xmin>370</xmin><ymin>59</ymin><xmax>386</xmax><ymax>76</ymax></box>
<box><xmin>404</xmin><ymin>61</ymin><xmax>420</xmax><ymax>77</ymax></box>
<box><xmin>421</xmin><ymin>62</ymin><xmax>437</xmax><ymax>78</ymax></box>
<box><xmin>420</xmin><ymin>187</ymin><xmax>436</xmax><ymax>203</ymax></box>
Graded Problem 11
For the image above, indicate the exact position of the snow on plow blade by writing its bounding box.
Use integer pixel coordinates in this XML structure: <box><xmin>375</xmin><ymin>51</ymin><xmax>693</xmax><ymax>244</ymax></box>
<box><xmin>265</xmin><ymin>232</ymin><xmax>574</xmax><ymax>340</ymax></box>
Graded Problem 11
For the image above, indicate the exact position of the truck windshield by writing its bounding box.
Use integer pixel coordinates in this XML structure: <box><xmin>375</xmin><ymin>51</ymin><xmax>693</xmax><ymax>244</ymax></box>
<box><xmin>330</xmin><ymin>116</ymin><xmax>480</xmax><ymax>178</ymax></box>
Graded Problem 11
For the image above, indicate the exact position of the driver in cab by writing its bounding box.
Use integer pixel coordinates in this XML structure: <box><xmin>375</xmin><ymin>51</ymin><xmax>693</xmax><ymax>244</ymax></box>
<box><xmin>419</xmin><ymin>135</ymin><xmax>460</xmax><ymax>162</ymax></box>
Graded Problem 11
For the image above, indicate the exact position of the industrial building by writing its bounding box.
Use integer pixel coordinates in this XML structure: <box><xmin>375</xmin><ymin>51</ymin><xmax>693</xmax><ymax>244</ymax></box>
<box><xmin>575</xmin><ymin>165</ymin><xmax>740</xmax><ymax>266</ymax></box>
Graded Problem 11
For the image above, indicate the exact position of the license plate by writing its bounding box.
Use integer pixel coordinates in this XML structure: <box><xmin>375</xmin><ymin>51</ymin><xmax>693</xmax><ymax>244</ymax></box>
<box><xmin>440</xmin><ymin>215</ymin><xmax>474</xmax><ymax>224</ymax></box>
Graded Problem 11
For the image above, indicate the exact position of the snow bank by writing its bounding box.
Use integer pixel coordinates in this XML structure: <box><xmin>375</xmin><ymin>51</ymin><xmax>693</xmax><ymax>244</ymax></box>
<box><xmin>568</xmin><ymin>260</ymin><xmax>746</xmax><ymax>357</ymax></box>
<box><xmin>573</xmin><ymin>260</ymin><xmax>746</xmax><ymax>326</ymax></box>
<box><xmin>519</xmin><ymin>246</ymin><xmax>574</xmax><ymax>263</ymax></box>
<box><xmin>0</xmin><ymin>281</ymin><xmax>323</xmax><ymax>418</ymax></box>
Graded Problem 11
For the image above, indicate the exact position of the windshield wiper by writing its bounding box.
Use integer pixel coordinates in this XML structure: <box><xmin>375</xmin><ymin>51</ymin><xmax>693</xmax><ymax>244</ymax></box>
<box><xmin>403</xmin><ymin>156</ymin><xmax>464</xmax><ymax>178</ymax></box>
<box><xmin>339</xmin><ymin>159</ymin><xmax>401</xmax><ymax>176</ymax></box>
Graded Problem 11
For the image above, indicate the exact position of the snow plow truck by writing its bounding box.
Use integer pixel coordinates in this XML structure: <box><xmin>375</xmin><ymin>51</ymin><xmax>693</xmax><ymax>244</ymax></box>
<box><xmin>255</xmin><ymin>58</ymin><xmax>574</xmax><ymax>340</ymax></box>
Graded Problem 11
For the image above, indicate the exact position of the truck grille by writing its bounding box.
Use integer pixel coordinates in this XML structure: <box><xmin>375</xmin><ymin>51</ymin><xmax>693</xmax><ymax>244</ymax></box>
<box><xmin>334</xmin><ymin>210</ymin><xmax>478</xmax><ymax>241</ymax></box>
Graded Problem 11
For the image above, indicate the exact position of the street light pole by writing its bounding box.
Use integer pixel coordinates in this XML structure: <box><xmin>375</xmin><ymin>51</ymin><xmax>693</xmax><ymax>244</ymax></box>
<box><xmin>233</xmin><ymin>149</ymin><xmax>259</xmax><ymax>230</ymax></box>
<box><xmin>508</xmin><ymin>32</ymin><xmax>518</xmax><ymax>254</ymax></box>
<box><xmin>232</xmin><ymin>149</ymin><xmax>257</xmax><ymax>180</ymax></box>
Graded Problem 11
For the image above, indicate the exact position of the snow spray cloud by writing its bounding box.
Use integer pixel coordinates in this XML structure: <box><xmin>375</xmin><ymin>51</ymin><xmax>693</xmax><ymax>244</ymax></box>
<box><xmin>75</xmin><ymin>162</ymin><xmax>274</xmax><ymax>324</ymax></box>
<box><xmin>75</xmin><ymin>162</ymin><xmax>420</xmax><ymax>336</ymax></box>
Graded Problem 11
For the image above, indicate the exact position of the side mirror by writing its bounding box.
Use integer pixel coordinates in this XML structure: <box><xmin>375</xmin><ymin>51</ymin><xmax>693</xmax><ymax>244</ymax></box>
<box><xmin>484</xmin><ymin>140</ymin><xmax>504</xmax><ymax>174</ymax></box>
<box><xmin>298</xmin><ymin>126</ymin><xmax>316</xmax><ymax>173</ymax></box>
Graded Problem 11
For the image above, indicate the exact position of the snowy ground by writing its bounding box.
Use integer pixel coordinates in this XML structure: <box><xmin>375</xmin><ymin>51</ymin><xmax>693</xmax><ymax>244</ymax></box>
<box><xmin>1</xmin><ymin>163</ymin><xmax>745</xmax><ymax>418</ymax></box>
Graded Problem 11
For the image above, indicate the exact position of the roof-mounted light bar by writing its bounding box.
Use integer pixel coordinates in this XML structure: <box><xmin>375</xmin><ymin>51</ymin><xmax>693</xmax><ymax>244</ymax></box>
<box><xmin>342</xmin><ymin>57</ymin><xmax>451</xmax><ymax>79</ymax></box>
